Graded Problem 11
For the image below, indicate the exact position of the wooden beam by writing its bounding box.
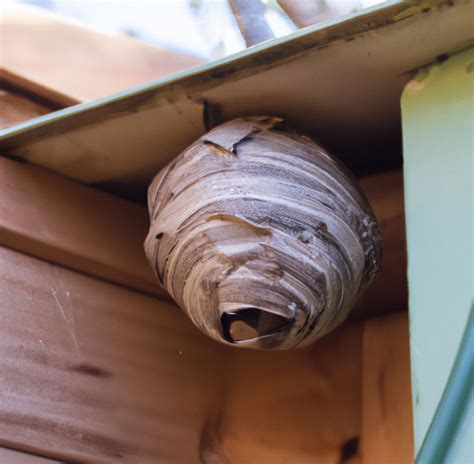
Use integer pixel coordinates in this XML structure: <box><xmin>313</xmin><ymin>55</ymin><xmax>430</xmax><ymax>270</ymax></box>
<box><xmin>354</xmin><ymin>169</ymin><xmax>407</xmax><ymax>318</ymax></box>
<box><xmin>214</xmin><ymin>322</ymin><xmax>364</xmax><ymax>462</ymax></box>
<box><xmin>361</xmin><ymin>311</ymin><xmax>414</xmax><ymax>463</ymax></box>
<box><xmin>0</xmin><ymin>157</ymin><xmax>164</xmax><ymax>298</ymax></box>
<box><xmin>1</xmin><ymin>3</ymin><xmax>203</xmax><ymax>104</ymax></box>
<box><xmin>0</xmin><ymin>68</ymin><xmax>78</xmax><ymax>109</ymax></box>
<box><xmin>0</xmin><ymin>245</ymin><xmax>225</xmax><ymax>463</ymax></box>
<box><xmin>0</xmin><ymin>243</ymin><xmax>413</xmax><ymax>463</ymax></box>
<box><xmin>0</xmin><ymin>85</ymin><xmax>56</xmax><ymax>130</ymax></box>
<box><xmin>0</xmin><ymin>448</ymin><xmax>59</xmax><ymax>464</ymax></box>
<box><xmin>0</xmin><ymin>157</ymin><xmax>405</xmax><ymax>317</ymax></box>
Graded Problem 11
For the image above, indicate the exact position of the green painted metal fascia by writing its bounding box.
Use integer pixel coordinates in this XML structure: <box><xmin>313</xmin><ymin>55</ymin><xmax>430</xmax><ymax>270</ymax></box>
<box><xmin>402</xmin><ymin>45</ymin><xmax>474</xmax><ymax>455</ymax></box>
<box><xmin>416</xmin><ymin>307</ymin><xmax>474</xmax><ymax>464</ymax></box>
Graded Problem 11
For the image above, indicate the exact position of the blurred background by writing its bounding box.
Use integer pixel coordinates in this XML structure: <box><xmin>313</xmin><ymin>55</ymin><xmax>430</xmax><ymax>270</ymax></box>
<box><xmin>1</xmin><ymin>0</ymin><xmax>389</xmax><ymax>127</ymax></box>
<box><xmin>7</xmin><ymin>0</ymin><xmax>387</xmax><ymax>61</ymax></box>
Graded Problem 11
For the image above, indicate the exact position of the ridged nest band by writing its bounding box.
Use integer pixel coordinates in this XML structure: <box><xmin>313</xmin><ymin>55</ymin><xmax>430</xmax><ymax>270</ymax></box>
<box><xmin>145</xmin><ymin>116</ymin><xmax>381</xmax><ymax>350</ymax></box>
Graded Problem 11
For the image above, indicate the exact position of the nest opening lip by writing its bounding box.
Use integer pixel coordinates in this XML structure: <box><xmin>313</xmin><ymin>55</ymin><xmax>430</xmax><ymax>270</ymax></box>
<box><xmin>220</xmin><ymin>307</ymin><xmax>292</xmax><ymax>345</ymax></box>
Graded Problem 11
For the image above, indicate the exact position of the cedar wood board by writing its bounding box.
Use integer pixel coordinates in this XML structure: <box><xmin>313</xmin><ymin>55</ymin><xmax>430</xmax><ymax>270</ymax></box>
<box><xmin>0</xmin><ymin>157</ymin><xmax>406</xmax><ymax>317</ymax></box>
<box><xmin>0</xmin><ymin>243</ymin><xmax>412</xmax><ymax>462</ymax></box>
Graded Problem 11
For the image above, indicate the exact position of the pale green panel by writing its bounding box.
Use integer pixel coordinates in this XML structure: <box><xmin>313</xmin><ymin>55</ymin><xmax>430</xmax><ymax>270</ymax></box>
<box><xmin>402</xmin><ymin>47</ymin><xmax>474</xmax><ymax>453</ymax></box>
<box><xmin>445</xmin><ymin>392</ymin><xmax>474</xmax><ymax>464</ymax></box>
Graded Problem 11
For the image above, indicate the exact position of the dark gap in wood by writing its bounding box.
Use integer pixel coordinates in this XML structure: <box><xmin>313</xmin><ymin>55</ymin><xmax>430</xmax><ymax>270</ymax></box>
<box><xmin>0</xmin><ymin>241</ymin><xmax>171</xmax><ymax>304</ymax></box>
<box><xmin>0</xmin><ymin>79</ymin><xmax>65</xmax><ymax>113</ymax></box>
<box><xmin>339</xmin><ymin>436</ymin><xmax>359</xmax><ymax>463</ymax></box>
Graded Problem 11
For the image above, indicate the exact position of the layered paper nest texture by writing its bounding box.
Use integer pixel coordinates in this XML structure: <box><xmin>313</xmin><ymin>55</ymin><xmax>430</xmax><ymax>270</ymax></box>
<box><xmin>145</xmin><ymin>117</ymin><xmax>381</xmax><ymax>350</ymax></box>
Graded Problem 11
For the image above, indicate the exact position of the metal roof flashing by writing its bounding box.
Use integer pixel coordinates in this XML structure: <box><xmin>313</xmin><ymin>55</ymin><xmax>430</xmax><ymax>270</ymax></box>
<box><xmin>0</xmin><ymin>0</ymin><xmax>472</xmax><ymax>199</ymax></box>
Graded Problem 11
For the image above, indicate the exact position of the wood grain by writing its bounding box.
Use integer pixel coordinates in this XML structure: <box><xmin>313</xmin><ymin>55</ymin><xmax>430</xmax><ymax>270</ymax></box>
<box><xmin>1</xmin><ymin>3</ymin><xmax>203</xmax><ymax>104</ymax></box>
<box><xmin>215</xmin><ymin>322</ymin><xmax>364</xmax><ymax>463</ymax></box>
<box><xmin>0</xmin><ymin>245</ymin><xmax>225</xmax><ymax>463</ymax></box>
<box><xmin>0</xmin><ymin>157</ymin><xmax>163</xmax><ymax>298</ymax></box>
<box><xmin>0</xmin><ymin>448</ymin><xmax>60</xmax><ymax>464</ymax></box>
<box><xmin>0</xmin><ymin>246</ymin><xmax>411</xmax><ymax>463</ymax></box>
<box><xmin>361</xmin><ymin>311</ymin><xmax>414</xmax><ymax>463</ymax></box>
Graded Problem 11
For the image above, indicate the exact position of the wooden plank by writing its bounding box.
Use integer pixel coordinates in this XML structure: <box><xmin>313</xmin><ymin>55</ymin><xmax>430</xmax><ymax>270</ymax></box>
<box><xmin>0</xmin><ymin>157</ymin><xmax>405</xmax><ymax>317</ymax></box>
<box><xmin>0</xmin><ymin>69</ymin><xmax>77</xmax><ymax>109</ymax></box>
<box><xmin>361</xmin><ymin>311</ymin><xmax>414</xmax><ymax>463</ymax></box>
<box><xmin>0</xmin><ymin>157</ymin><xmax>163</xmax><ymax>298</ymax></box>
<box><xmin>212</xmin><ymin>322</ymin><xmax>364</xmax><ymax>463</ymax></box>
<box><xmin>0</xmin><ymin>245</ymin><xmax>225</xmax><ymax>463</ymax></box>
<box><xmin>1</xmin><ymin>3</ymin><xmax>203</xmax><ymax>104</ymax></box>
<box><xmin>0</xmin><ymin>239</ymin><xmax>413</xmax><ymax>463</ymax></box>
<box><xmin>0</xmin><ymin>448</ymin><xmax>60</xmax><ymax>464</ymax></box>
<box><xmin>354</xmin><ymin>169</ymin><xmax>407</xmax><ymax>318</ymax></box>
<box><xmin>5</xmin><ymin>243</ymin><xmax>414</xmax><ymax>463</ymax></box>
<box><xmin>0</xmin><ymin>86</ymin><xmax>56</xmax><ymax>130</ymax></box>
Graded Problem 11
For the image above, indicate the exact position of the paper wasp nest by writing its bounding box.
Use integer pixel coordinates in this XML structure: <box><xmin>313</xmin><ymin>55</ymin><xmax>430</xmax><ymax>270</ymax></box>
<box><xmin>145</xmin><ymin>117</ymin><xmax>381</xmax><ymax>349</ymax></box>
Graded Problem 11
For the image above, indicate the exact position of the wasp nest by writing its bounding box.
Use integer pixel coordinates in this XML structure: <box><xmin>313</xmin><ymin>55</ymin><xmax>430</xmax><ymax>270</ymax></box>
<box><xmin>145</xmin><ymin>117</ymin><xmax>381</xmax><ymax>349</ymax></box>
